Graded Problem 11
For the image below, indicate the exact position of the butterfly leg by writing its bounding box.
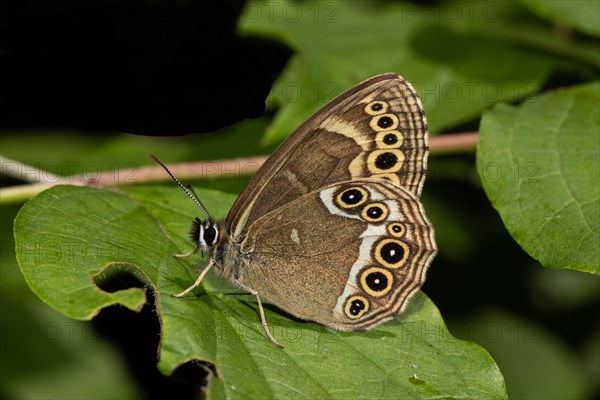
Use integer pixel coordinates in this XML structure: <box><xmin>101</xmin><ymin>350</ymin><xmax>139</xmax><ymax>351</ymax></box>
<box><xmin>234</xmin><ymin>280</ymin><xmax>285</xmax><ymax>349</ymax></box>
<box><xmin>172</xmin><ymin>259</ymin><xmax>214</xmax><ymax>298</ymax></box>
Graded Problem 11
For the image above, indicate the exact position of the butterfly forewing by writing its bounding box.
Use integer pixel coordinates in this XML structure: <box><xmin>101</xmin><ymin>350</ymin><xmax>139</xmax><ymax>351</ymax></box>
<box><xmin>227</xmin><ymin>73</ymin><xmax>429</xmax><ymax>238</ymax></box>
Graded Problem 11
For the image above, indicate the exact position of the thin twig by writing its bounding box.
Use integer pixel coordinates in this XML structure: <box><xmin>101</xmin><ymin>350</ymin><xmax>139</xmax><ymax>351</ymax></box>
<box><xmin>0</xmin><ymin>131</ymin><xmax>478</xmax><ymax>204</ymax></box>
<box><xmin>429</xmin><ymin>131</ymin><xmax>478</xmax><ymax>153</ymax></box>
<box><xmin>0</xmin><ymin>155</ymin><xmax>63</xmax><ymax>183</ymax></box>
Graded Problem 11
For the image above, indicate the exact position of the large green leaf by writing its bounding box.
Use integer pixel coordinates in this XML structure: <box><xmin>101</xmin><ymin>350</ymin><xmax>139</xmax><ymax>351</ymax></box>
<box><xmin>240</xmin><ymin>0</ymin><xmax>554</xmax><ymax>143</ymax></box>
<box><xmin>477</xmin><ymin>82</ymin><xmax>600</xmax><ymax>274</ymax></box>
<box><xmin>1</xmin><ymin>203</ymin><xmax>139</xmax><ymax>399</ymax></box>
<box><xmin>14</xmin><ymin>185</ymin><xmax>507</xmax><ymax>399</ymax></box>
<box><xmin>524</xmin><ymin>0</ymin><xmax>600</xmax><ymax>37</ymax></box>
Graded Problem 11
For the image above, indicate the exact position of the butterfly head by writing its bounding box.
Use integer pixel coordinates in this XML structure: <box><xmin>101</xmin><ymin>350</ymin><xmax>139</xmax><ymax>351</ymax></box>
<box><xmin>148</xmin><ymin>154</ymin><xmax>218</xmax><ymax>252</ymax></box>
<box><xmin>190</xmin><ymin>217</ymin><xmax>219</xmax><ymax>252</ymax></box>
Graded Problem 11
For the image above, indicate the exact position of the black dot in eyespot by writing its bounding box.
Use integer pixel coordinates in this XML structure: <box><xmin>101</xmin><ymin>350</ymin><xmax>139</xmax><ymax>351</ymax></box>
<box><xmin>392</xmin><ymin>225</ymin><xmax>402</xmax><ymax>233</ymax></box>
<box><xmin>350</xmin><ymin>299</ymin><xmax>366</xmax><ymax>315</ymax></box>
<box><xmin>377</xmin><ymin>116</ymin><xmax>393</xmax><ymax>128</ymax></box>
<box><xmin>341</xmin><ymin>189</ymin><xmax>364</xmax><ymax>205</ymax></box>
<box><xmin>383</xmin><ymin>133</ymin><xmax>398</xmax><ymax>145</ymax></box>
<box><xmin>367</xmin><ymin>206</ymin><xmax>384</xmax><ymax>219</ymax></box>
<box><xmin>381</xmin><ymin>241</ymin><xmax>405</xmax><ymax>264</ymax></box>
<box><xmin>371</xmin><ymin>103</ymin><xmax>383</xmax><ymax>112</ymax></box>
<box><xmin>375</xmin><ymin>152</ymin><xmax>398</xmax><ymax>170</ymax></box>
<box><xmin>366</xmin><ymin>271</ymin><xmax>388</xmax><ymax>292</ymax></box>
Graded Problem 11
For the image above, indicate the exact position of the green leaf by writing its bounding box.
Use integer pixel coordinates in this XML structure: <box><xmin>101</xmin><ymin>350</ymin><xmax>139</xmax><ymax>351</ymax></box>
<box><xmin>477</xmin><ymin>82</ymin><xmax>600</xmax><ymax>274</ymax></box>
<box><xmin>14</xmin><ymin>187</ymin><xmax>149</xmax><ymax>318</ymax></box>
<box><xmin>2</xmin><ymin>202</ymin><xmax>139</xmax><ymax>400</ymax></box>
<box><xmin>15</xmin><ymin>185</ymin><xmax>507</xmax><ymax>399</ymax></box>
<box><xmin>240</xmin><ymin>0</ymin><xmax>554</xmax><ymax>144</ymax></box>
<box><xmin>524</xmin><ymin>0</ymin><xmax>600</xmax><ymax>37</ymax></box>
<box><xmin>448</xmin><ymin>309</ymin><xmax>592</xmax><ymax>399</ymax></box>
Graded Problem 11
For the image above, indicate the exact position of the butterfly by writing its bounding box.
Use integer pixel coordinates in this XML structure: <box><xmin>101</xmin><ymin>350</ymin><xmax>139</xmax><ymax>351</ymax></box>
<box><xmin>151</xmin><ymin>73</ymin><xmax>437</xmax><ymax>348</ymax></box>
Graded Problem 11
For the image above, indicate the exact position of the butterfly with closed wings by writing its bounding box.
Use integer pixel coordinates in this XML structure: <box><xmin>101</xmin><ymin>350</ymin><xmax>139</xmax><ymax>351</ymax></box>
<box><xmin>151</xmin><ymin>73</ymin><xmax>437</xmax><ymax>348</ymax></box>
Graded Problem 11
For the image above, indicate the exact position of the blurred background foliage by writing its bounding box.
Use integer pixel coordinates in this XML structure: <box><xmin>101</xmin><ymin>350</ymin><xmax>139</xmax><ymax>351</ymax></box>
<box><xmin>1</xmin><ymin>0</ymin><xmax>599</xmax><ymax>399</ymax></box>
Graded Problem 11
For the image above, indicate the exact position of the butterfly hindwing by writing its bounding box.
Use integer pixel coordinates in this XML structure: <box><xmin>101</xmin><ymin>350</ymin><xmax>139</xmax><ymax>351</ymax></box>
<box><xmin>235</xmin><ymin>179</ymin><xmax>436</xmax><ymax>330</ymax></box>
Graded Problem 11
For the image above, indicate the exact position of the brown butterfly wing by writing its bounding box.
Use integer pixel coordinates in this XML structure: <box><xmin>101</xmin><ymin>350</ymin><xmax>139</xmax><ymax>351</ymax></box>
<box><xmin>235</xmin><ymin>180</ymin><xmax>436</xmax><ymax>330</ymax></box>
<box><xmin>226</xmin><ymin>73</ymin><xmax>429</xmax><ymax>238</ymax></box>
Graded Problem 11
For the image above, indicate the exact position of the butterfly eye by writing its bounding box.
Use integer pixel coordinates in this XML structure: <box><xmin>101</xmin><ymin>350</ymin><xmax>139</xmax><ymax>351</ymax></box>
<box><xmin>373</xmin><ymin>238</ymin><xmax>410</xmax><ymax>269</ymax></box>
<box><xmin>360</xmin><ymin>267</ymin><xmax>394</xmax><ymax>297</ymax></box>
<box><xmin>203</xmin><ymin>224</ymin><xmax>218</xmax><ymax>246</ymax></box>
<box><xmin>344</xmin><ymin>295</ymin><xmax>370</xmax><ymax>319</ymax></box>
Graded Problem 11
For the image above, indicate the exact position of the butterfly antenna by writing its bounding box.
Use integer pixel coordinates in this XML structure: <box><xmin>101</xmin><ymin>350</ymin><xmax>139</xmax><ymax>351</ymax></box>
<box><xmin>148</xmin><ymin>154</ymin><xmax>212</xmax><ymax>221</ymax></box>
